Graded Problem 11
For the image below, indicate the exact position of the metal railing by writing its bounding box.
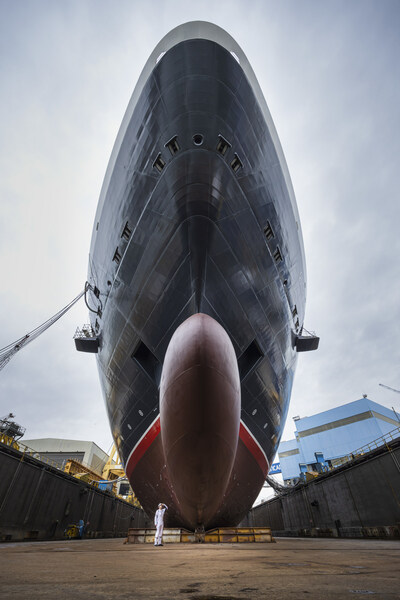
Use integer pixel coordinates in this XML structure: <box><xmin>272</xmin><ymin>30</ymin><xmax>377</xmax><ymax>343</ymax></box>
<box><xmin>353</xmin><ymin>426</ymin><xmax>400</xmax><ymax>455</ymax></box>
<box><xmin>331</xmin><ymin>426</ymin><xmax>400</xmax><ymax>468</ymax></box>
<box><xmin>0</xmin><ymin>434</ymin><xmax>143</xmax><ymax>503</ymax></box>
<box><xmin>0</xmin><ymin>434</ymin><xmax>102</xmax><ymax>479</ymax></box>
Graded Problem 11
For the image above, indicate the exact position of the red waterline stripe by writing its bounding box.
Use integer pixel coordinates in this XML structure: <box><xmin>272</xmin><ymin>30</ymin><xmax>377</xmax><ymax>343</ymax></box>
<box><xmin>125</xmin><ymin>415</ymin><xmax>161</xmax><ymax>480</ymax></box>
<box><xmin>239</xmin><ymin>421</ymin><xmax>269</xmax><ymax>477</ymax></box>
<box><xmin>125</xmin><ymin>415</ymin><xmax>269</xmax><ymax>480</ymax></box>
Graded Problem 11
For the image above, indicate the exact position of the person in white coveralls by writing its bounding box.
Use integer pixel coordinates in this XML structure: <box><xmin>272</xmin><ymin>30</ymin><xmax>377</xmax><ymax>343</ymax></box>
<box><xmin>154</xmin><ymin>503</ymin><xmax>168</xmax><ymax>546</ymax></box>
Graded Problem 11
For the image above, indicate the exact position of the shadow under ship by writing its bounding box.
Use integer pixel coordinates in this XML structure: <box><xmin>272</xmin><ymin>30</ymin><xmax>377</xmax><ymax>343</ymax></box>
<box><xmin>83</xmin><ymin>22</ymin><xmax>318</xmax><ymax>531</ymax></box>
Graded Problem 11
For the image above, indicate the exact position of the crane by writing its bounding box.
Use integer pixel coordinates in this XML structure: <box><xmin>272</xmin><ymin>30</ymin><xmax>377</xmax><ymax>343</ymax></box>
<box><xmin>0</xmin><ymin>286</ymin><xmax>88</xmax><ymax>372</ymax></box>
<box><xmin>379</xmin><ymin>383</ymin><xmax>400</xmax><ymax>424</ymax></box>
<box><xmin>379</xmin><ymin>383</ymin><xmax>400</xmax><ymax>394</ymax></box>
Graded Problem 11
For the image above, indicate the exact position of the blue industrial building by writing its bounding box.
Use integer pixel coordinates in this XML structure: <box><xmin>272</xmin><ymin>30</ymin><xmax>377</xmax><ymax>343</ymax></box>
<box><xmin>278</xmin><ymin>397</ymin><xmax>400</xmax><ymax>484</ymax></box>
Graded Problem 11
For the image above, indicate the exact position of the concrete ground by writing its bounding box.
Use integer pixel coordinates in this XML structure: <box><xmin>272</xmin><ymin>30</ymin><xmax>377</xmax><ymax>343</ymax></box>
<box><xmin>0</xmin><ymin>537</ymin><xmax>399</xmax><ymax>600</ymax></box>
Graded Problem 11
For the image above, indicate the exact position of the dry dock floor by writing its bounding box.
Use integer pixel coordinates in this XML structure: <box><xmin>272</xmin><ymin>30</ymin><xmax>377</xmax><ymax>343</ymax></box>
<box><xmin>0</xmin><ymin>537</ymin><xmax>399</xmax><ymax>600</ymax></box>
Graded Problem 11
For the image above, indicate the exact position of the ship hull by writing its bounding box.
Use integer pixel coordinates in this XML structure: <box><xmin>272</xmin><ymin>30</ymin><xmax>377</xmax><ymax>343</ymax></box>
<box><xmin>88</xmin><ymin>22</ymin><xmax>306</xmax><ymax>528</ymax></box>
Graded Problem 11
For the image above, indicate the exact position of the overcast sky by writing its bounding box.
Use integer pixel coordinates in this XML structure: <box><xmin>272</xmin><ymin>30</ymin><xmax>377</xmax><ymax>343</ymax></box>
<box><xmin>0</xmin><ymin>0</ymin><xmax>399</xmax><ymax>457</ymax></box>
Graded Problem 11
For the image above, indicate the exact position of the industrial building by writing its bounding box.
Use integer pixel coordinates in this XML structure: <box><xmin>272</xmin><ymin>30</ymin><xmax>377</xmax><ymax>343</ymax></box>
<box><xmin>22</xmin><ymin>438</ymin><xmax>109</xmax><ymax>473</ymax></box>
<box><xmin>278</xmin><ymin>396</ymin><xmax>400</xmax><ymax>484</ymax></box>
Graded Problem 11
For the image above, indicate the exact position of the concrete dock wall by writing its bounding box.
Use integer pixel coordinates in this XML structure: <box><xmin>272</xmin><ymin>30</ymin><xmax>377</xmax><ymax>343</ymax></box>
<box><xmin>246</xmin><ymin>439</ymin><xmax>400</xmax><ymax>538</ymax></box>
<box><xmin>0</xmin><ymin>442</ymin><xmax>151</xmax><ymax>542</ymax></box>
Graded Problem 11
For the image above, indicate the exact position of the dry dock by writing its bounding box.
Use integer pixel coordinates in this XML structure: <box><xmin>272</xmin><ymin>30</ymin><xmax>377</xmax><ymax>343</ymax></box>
<box><xmin>0</xmin><ymin>537</ymin><xmax>399</xmax><ymax>600</ymax></box>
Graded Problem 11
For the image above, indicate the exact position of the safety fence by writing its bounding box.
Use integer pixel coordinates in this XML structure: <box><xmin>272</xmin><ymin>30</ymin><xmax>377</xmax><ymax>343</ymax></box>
<box><xmin>331</xmin><ymin>426</ymin><xmax>400</xmax><ymax>468</ymax></box>
<box><xmin>0</xmin><ymin>434</ymin><xmax>101</xmax><ymax>480</ymax></box>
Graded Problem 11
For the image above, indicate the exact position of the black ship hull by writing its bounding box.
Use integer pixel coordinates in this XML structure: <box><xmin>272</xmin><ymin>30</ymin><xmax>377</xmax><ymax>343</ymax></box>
<box><xmin>87</xmin><ymin>22</ymin><xmax>307</xmax><ymax>529</ymax></box>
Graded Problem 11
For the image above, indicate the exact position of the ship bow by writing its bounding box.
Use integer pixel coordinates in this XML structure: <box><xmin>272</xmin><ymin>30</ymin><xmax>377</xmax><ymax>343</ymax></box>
<box><xmin>160</xmin><ymin>313</ymin><xmax>241</xmax><ymax>529</ymax></box>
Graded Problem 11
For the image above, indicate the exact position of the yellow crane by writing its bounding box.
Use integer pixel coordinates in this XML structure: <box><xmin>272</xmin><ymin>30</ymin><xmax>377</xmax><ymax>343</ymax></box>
<box><xmin>102</xmin><ymin>444</ymin><xmax>142</xmax><ymax>508</ymax></box>
<box><xmin>101</xmin><ymin>445</ymin><xmax>125</xmax><ymax>479</ymax></box>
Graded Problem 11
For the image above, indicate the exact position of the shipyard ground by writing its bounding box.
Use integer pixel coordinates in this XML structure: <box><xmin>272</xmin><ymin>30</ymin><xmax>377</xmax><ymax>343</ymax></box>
<box><xmin>0</xmin><ymin>537</ymin><xmax>399</xmax><ymax>599</ymax></box>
